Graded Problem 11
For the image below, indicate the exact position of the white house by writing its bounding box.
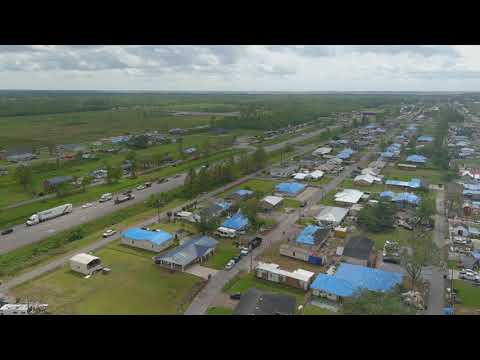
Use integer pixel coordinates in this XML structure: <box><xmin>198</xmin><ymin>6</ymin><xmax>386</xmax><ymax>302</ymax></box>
<box><xmin>69</xmin><ymin>253</ymin><xmax>103</xmax><ymax>275</ymax></box>
<box><xmin>312</xmin><ymin>147</ymin><xmax>332</xmax><ymax>157</ymax></box>
<box><xmin>334</xmin><ymin>189</ymin><xmax>364</xmax><ymax>205</ymax></box>
<box><xmin>255</xmin><ymin>262</ymin><xmax>315</xmax><ymax>291</ymax></box>
<box><xmin>353</xmin><ymin>174</ymin><xmax>382</xmax><ymax>186</ymax></box>
<box><xmin>260</xmin><ymin>195</ymin><xmax>284</xmax><ymax>210</ymax></box>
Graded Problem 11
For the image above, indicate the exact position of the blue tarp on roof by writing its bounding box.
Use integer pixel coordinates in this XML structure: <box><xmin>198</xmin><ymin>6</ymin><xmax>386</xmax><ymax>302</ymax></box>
<box><xmin>381</xmin><ymin>151</ymin><xmax>395</xmax><ymax>158</ymax></box>
<box><xmin>472</xmin><ymin>251</ymin><xmax>480</xmax><ymax>260</ymax></box>
<box><xmin>380</xmin><ymin>191</ymin><xmax>395</xmax><ymax>198</ymax></box>
<box><xmin>385</xmin><ymin>178</ymin><xmax>422</xmax><ymax>189</ymax></box>
<box><xmin>215</xmin><ymin>201</ymin><xmax>231</xmax><ymax>211</ymax></box>
<box><xmin>337</xmin><ymin>148</ymin><xmax>354</xmax><ymax>160</ymax></box>
<box><xmin>276</xmin><ymin>182</ymin><xmax>306</xmax><ymax>195</ymax></box>
<box><xmin>222</xmin><ymin>211</ymin><xmax>249</xmax><ymax>231</ymax></box>
<box><xmin>417</xmin><ymin>136</ymin><xmax>433</xmax><ymax>142</ymax></box>
<box><xmin>296</xmin><ymin>225</ymin><xmax>323</xmax><ymax>246</ymax></box>
<box><xmin>393</xmin><ymin>192</ymin><xmax>420</xmax><ymax>205</ymax></box>
<box><xmin>310</xmin><ymin>263</ymin><xmax>403</xmax><ymax>298</ymax></box>
<box><xmin>122</xmin><ymin>227</ymin><xmax>173</xmax><ymax>245</ymax></box>
<box><xmin>406</xmin><ymin>155</ymin><xmax>427</xmax><ymax>163</ymax></box>
<box><xmin>234</xmin><ymin>189</ymin><xmax>254</xmax><ymax>197</ymax></box>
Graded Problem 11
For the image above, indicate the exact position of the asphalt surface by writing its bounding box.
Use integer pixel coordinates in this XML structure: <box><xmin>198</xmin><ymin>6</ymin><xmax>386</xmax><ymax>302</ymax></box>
<box><xmin>0</xmin><ymin>126</ymin><xmax>335</xmax><ymax>255</ymax></box>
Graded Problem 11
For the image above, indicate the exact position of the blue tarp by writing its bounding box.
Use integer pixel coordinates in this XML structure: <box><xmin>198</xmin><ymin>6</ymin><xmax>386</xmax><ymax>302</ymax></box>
<box><xmin>406</xmin><ymin>154</ymin><xmax>427</xmax><ymax>163</ymax></box>
<box><xmin>380</xmin><ymin>191</ymin><xmax>420</xmax><ymax>205</ymax></box>
<box><xmin>296</xmin><ymin>225</ymin><xmax>323</xmax><ymax>246</ymax></box>
<box><xmin>310</xmin><ymin>263</ymin><xmax>403</xmax><ymax>298</ymax></box>
<box><xmin>275</xmin><ymin>182</ymin><xmax>306</xmax><ymax>195</ymax></box>
<box><xmin>122</xmin><ymin>227</ymin><xmax>173</xmax><ymax>245</ymax></box>
<box><xmin>215</xmin><ymin>201</ymin><xmax>231</xmax><ymax>211</ymax></box>
<box><xmin>385</xmin><ymin>178</ymin><xmax>422</xmax><ymax>189</ymax></box>
<box><xmin>381</xmin><ymin>151</ymin><xmax>396</xmax><ymax>158</ymax></box>
<box><xmin>337</xmin><ymin>148</ymin><xmax>354</xmax><ymax>160</ymax></box>
<box><xmin>380</xmin><ymin>191</ymin><xmax>395</xmax><ymax>198</ymax></box>
<box><xmin>222</xmin><ymin>211</ymin><xmax>249</xmax><ymax>231</ymax></box>
<box><xmin>234</xmin><ymin>189</ymin><xmax>254</xmax><ymax>197</ymax></box>
<box><xmin>111</xmin><ymin>135</ymin><xmax>131</xmax><ymax>144</ymax></box>
<box><xmin>468</xmin><ymin>226</ymin><xmax>480</xmax><ymax>236</ymax></box>
<box><xmin>472</xmin><ymin>251</ymin><xmax>480</xmax><ymax>260</ymax></box>
<box><xmin>417</xmin><ymin>135</ymin><xmax>433</xmax><ymax>142</ymax></box>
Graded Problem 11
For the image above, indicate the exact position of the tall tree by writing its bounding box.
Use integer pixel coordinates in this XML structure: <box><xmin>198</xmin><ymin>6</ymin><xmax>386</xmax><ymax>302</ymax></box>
<box><xmin>80</xmin><ymin>175</ymin><xmax>93</xmax><ymax>193</ymax></box>
<box><xmin>252</xmin><ymin>146</ymin><xmax>268</xmax><ymax>171</ymax></box>
<box><xmin>14</xmin><ymin>164</ymin><xmax>34</xmax><ymax>191</ymax></box>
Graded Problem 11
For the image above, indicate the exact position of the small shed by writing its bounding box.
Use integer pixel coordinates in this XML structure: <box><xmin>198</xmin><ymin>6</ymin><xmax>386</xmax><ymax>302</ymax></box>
<box><xmin>69</xmin><ymin>253</ymin><xmax>103</xmax><ymax>275</ymax></box>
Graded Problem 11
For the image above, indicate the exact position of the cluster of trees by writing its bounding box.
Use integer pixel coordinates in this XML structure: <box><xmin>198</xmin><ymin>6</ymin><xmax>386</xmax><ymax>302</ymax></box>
<box><xmin>14</xmin><ymin>165</ymin><xmax>34</xmax><ymax>191</ymax></box>
<box><xmin>357</xmin><ymin>200</ymin><xmax>396</xmax><ymax>233</ymax></box>
<box><xmin>342</xmin><ymin>290</ymin><xmax>414</xmax><ymax>315</ymax></box>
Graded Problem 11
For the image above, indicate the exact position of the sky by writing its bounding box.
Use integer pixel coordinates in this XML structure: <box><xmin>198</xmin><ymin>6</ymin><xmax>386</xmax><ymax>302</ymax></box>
<box><xmin>1</xmin><ymin>45</ymin><xmax>480</xmax><ymax>91</ymax></box>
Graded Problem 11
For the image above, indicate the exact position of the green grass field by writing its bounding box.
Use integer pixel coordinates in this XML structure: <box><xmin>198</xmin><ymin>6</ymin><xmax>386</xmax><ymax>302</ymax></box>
<box><xmin>221</xmin><ymin>179</ymin><xmax>278</xmax><ymax>198</ymax></box>
<box><xmin>303</xmin><ymin>305</ymin><xmax>337</xmax><ymax>315</ymax></box>
<box><xmin>382</xmin><ymin>167</ymin><xmax>443</xmax><ymax>185</ymax></box>
<box><xmin>206</xmin><ymin>306</ymin><xmax>235</xmax><ymax>315</ymax></box>
<box><xmin>203</xmin><ymin>238</ymin><xmax>239</xmax><ymax>270</ymax></box>
<box><xmin>453</xmin><ymin>280</ymin><xmax>480</xmax><ymax>314</ymax></box>
<box><xmin>11</xmin><ymin>245</ymin><xmax>204</xmax><ymax>315</ymax></box>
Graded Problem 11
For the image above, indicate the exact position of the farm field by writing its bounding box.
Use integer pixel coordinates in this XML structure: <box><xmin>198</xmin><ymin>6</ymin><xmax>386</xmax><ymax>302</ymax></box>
<box><xmin>11</xmin><ymin>245</ymin><xmax>204</xmax><ymax>315</ymax></box>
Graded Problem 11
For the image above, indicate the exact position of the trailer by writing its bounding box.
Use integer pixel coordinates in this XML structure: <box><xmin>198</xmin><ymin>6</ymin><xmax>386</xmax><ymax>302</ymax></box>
<box><xmin>26</xmin><ymin>203</ymin><xmax>73</xmax><ymax>226</ymax></box>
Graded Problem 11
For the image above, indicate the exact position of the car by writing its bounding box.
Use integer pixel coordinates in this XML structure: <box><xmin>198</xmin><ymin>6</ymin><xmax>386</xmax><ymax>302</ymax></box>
<box><xmin>230</xmin><ymin>293</ymin><xmax>242</xmax><ymax>300</ymax></box>
<box><xmin>1</xmin><ymin>228</ymin><xmax>13</xmax><ymax>236</ymax></box>
<box><xmin>102</xmin><ymin>229</ymin><xmax>117</xmax><ymax>238</ymax></box>
<box><xmin>459</xmin><ymin>272</ymin><xmax>480</xmax><ymax>282</ymax></box>
<box><xmin>232</xmin><ymin>255</ymin><xmax>242</xmax><ymax>263</ymax></box>
<box><xmin>136</xmin><ymin>184</ymin><xmax>146</xmax><ymax>191</ymax></box>
<box><xmin>225</xmin><ymin>260</ymin><xmax>235</xmax><ymax>270</ymax></box>
<box><xmin>144</xmin><ymin>182</ymin><xmax>152</xmax><ymax>188</ymax></box>
<box><xmin>82</xmin><ymin>202</ymin><xmax>94</xmax><ymax>209</ymax></box>
<box><xmin>240</xmin><ymin>247</ymin><xmax>250</xmax><ymax>256</ymax></box>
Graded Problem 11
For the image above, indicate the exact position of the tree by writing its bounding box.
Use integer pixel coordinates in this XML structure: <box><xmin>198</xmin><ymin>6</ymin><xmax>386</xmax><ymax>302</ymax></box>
<box><xmin>106</xmin><ymin>164</ymin><xmax>122</xmax><ymax>184</ymax></box>
<box><xmin>416</xmin><ymin>196</ymin><xmax>435</xmax><ymax>226</ymax></box>
<box><xmin>357</xmin><ymin>200</ymin><xmax>395</xmax><ymax>233</ymax></box>
<box><xmin>14</xmin><ymin>164</ymin><xmax>34</xmax><ymax>191</ymax></box>
<box><xmin>240</xmin><ymin>198</ymin><xmax>260</xmax><ymax>227</ymax></box>
<box><xmin>80</xmin><ymin>175</ymin><xmax>94</xmax><ymax>192</ymax></box>
<box><xmin>177</xmin><ymin>137</ymin><xmax>185</xmax><ymax>159</ymax></box>
<box><xmin>197</xmin><ymin>215</ymin><xmax>219</xmax><ymax>235</ymax></box>
<box><xmin>401</xmin><ymin>227</ymin><xmax>439</xmax><ymax>291</ymax></box>
<box><xmin>342</xmin><ymin>290</ymin><xmax>414</xmax><ymax>315</ymax></box>
<box><xmin>55</xmin><ymin>181</ymin><xmax>71</xmax><ymax>198</ymax></box>
<box><xmin>378</xmin><ymin>136</ymin><xmax>387</xmax><ymax>151</ymax></box>
<box><xmin>252</xmin><ymin>146</ymin><xmax>268</xmax><ymax>171</ymax></box>
<box><xmin>183</xmin><ymin>168</ymin><xmax>197</xmax><ymax>198</ymax></box>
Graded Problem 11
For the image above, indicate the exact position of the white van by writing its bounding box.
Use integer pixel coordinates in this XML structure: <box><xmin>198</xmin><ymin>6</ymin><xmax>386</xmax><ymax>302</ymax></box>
<box><xmin>99</xmin><ymin>193</ymin><xmax>113</xmax><ymax>202</ymax></box>
<box><xmin>215</xmin><ymin>226</ymin><xmax>237</xmax><ymax>238</ymax></box>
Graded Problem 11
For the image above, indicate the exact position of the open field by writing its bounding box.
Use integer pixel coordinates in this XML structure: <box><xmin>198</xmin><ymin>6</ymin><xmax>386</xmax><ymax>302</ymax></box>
<box><xmin>11</xmin><ymin>245</ymin><xmax>203</xmax><ymax>314</ymax></box>
<box><xmin>452</xmin><ymin>280</ymin><xmax>480</xmax><ymax>315</ymax></box>
<box><xmin>219</xmin><ymin>179</ymin><xmax>278</xmax><ymax>198</ymax></box>
<box><xmin>382</xmin><ymin>167</ymin><xmax>444</xmax><ymax>185</ymax></box>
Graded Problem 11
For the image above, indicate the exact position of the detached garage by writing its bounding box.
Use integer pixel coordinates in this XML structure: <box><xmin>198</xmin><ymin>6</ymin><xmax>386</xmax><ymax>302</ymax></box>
<box><xmin>69</xmin><ymin>253</ymin><xmax>103</xmax><ymax>275</ymax></box>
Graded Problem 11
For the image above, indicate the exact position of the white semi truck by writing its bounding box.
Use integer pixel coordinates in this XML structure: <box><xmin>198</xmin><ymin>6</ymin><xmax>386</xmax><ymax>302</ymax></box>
<box><xmin>26</xmin><ymin>203</ymin><xmax>73</xmax><ymax>226</ymax></box>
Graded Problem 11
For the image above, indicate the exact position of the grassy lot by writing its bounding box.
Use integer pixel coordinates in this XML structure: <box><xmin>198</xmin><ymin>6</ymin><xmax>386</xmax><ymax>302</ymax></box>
<box><xmin>352</xmin><ymin>227</ymin><xmax>431</xmax><ymax>251</ymax></box>
<box><xmin>318</xmin><ymin>189</ymin><xmax>338</xmax><ymax>206</ymax></box>
<box><xmin>303</xmin><ymin>305</ymin><xmax>337</xmax><ymax>315</ymax></box>
<box><xmin>340</xmin><ymin>179</ymin><xmax>387</xmax><ymax>194</ymax></box>
<box><xmin>11</xmin><ymin>245</ymin><xmax>204</xmax><ymax>315</ymax></box>
<box><xmin>382</xmin><ymin>167</ymin><xmax>444</xmax><ymax>185</ymax></box>
<box><xmin>308</xmin><ymin>176</ymin><xmax>333</xmax><ymax>187</ymax></box>
<box><xmin>282</xmin><ymin>198</ymin><xmax>301</xmax><ymax>209</ymax></box>
<box><xmin>221</xmin><ymin>179</ymin><xmax>278</xmax><ymax>198</ymax></box>
<box><xmin>223</xmin><ymin>271</ymin><xmax>307</xmax><ymax>304</ymax></box>
<box><xmin>452</xmin><ymin>279</ymin><xmax>480</xmax><ymax>314</ymax></box>
<box><xmin>206</xmin><ymin>306</ymin><xmax>235</xmax><ymax>315</ymax></box>
<box><xmin>203</xmin><ymin>238</ymin><xmax>239</xmax><ymax>270</ymax></box>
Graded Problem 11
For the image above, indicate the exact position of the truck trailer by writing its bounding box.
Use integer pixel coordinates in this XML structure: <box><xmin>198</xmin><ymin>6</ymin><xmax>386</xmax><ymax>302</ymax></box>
<box><xmin>26</xmin><ymin>203</ymin><xmax>73</xmax><ymax>226</ymax></box>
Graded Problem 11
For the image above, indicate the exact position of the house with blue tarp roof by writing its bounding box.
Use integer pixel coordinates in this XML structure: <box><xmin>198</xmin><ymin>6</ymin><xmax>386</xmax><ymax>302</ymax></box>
<box><xmin>417</xmin><ymin>135</ymin><xmax>433</xmax><ymax>142</ymax></box>
<box><xmin>122</xmin><ymin>227</ymin><xmax>174</xmax><ymax>252</ymax></box>
<box><xmin>380</xmin><ymin>191</ymin><xmax>420</xmax><ymax>207</ymax></box>
<box><xmin>385</xmin><ymin>178</ymin><xmax>422</xmax><ymax>189</ymax></box>
<box><xmin>229</xmin><ymin>189</ymin><xmax>254</xmax><ymax>201</ymax></box>
<box><xmin>222</xmin><ymin>211</ymin><xmax>249</xmax><ymax>231</ymax></box>
<box><xmin>310</xmin><ymin>263</ymin><xmax>403</xmax><ymax>302</ymax></box>
<box><xmin>296</xmin><ymin>225</ymin><xmax>329</xmax><ymax>246</ymax></box>
<box><xmin>111</xmin><ymin>135</ymin><xmax>131</xmax><ymax>144</ymax></box>
<box><xmin>406</xmin><ymin>154</ymin><xmax>428</xmax><ymax>164</ymax></box>
<box><xmin>337</xmin><ymin>148</ymin><xmax>355</xmax><ymax>160</ymax></box>
<box><xmin>275</xmin><ymin>182</ymin><xmax>306</xmax><ymax>196</ymax></box>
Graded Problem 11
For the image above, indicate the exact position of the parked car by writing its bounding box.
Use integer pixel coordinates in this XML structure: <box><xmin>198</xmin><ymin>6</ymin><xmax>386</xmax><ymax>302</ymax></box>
<box><xmin>1</xmin><ymin>228</ymin><xmax>13</xmax><ymax>236</ymax></box>
<box><xmin>240</xmin><ymin>247</ymin><xmax>250</xmax><ymax>256</ymax></box>
<box><xmin>136</xmin><ymin>184</ymin><xmax>146</xmax><ymax>191</ymax></box>
<box><xmin>144</xmin><ymin>182</ymin><xmax>152</xmax><ymax>188</ymax></box>
<box><xmin>232</xmin><ymin>255</ymin><xmax>242</xmax><ymax>263</ymax></box>
<box><xmin>230</xmin><ymin>293</ymin><xmax>242</xmax><ymax>300</ymax></box>
<box><xmin>225</xmin><ymin>260</ymin><xmax>235</xmax><ymax>270</ymax></box>
<box><xmin>102</xmin><ymin>229</ymin><xmax>117</xmax><ymax>238</ymax></box>
<box><xmin>82</xmin><ymin>202</ymin><xmax>94</xmax><ymax>209</ymax></box>
<box><xmin>459</xmin><ymin>271</ymin><xmax>480</xmax><ymax>282</ymax></box>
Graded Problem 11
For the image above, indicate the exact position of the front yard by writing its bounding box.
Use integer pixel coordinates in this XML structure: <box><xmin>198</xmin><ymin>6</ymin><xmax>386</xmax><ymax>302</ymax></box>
<box><xmin>452</xmin><ymin>279</ymin><xmax>480</xmax><ymax>315</ymax></box>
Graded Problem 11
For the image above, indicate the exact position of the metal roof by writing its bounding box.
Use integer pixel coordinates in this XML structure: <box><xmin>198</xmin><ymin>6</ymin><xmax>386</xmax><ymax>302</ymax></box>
<box><xmin>406</xmin><ymin>155</ymin><xmax>427</xmax><ymax>163</ymax></box>
<box><xmin>334</xmin><ymin>189</ymin><xmax>364</xmax><ymax>204</ymax></box>
<box><xmin>70</xmin><ymin>253</ymin><xmax>100</xmax><ymax>265</ymax></box>
<box><xmin>154</xmin><ymin>235</ymin><xmax>218</xmax><ymax>267</ymax></box>
<box><xmin>261</xmin><ymin>195</ymin><xmax>284</xmax><ymax>206</ymax></box>
<box><xmin>256</xmin><ymin>262</ymin><xmax>315</xmax><ymax>282</ymax></box>
<box><xmin>315</xmin><ymin>206</ymin><xmax>349</xmax><ymax>224</ymax></box>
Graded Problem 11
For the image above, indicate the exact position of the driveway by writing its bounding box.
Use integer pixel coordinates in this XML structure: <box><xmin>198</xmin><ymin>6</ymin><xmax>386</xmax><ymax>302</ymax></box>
<box><xmin>185</xmin><ymin>264</ymin><xmax>218</xmax><ymax>280</ymax></box>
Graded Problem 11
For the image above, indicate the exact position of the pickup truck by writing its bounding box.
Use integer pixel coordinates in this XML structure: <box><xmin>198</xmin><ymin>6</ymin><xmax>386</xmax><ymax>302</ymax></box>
<box><xmin>114</xmin><ymin>193</ymin><xmax>135</xmax><ymax>204</ymax></box>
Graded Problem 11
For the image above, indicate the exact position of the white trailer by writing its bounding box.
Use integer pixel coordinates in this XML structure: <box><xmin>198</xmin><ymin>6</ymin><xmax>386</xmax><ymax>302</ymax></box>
<box><xmin>0</xmin><ymin>304</ymin><xmax>31</xmax><ymax>315</ymax></box>
<box><xmin>26</xmin><ymin>203</ymin><xmax>73</xmax><ymax>226</ymax></box>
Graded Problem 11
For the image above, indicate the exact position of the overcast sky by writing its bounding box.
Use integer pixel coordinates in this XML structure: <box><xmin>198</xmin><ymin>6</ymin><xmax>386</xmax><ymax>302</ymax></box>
<box><xmin>1</xmin><ymin>45</ymin><xmax>479</xmax><ymax>91</ymax></box>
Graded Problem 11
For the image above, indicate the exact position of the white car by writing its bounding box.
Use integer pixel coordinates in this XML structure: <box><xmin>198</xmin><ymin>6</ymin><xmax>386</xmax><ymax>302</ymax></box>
<box><xmin>82</xmin><ymin>202</ymin><xmax>93</xmax><ymax>209</ymax></box>
<box><xmin>240</xmin><ymin>247</ymin><xmax>250</xmax><ymax>256</ymax></box>
<box><xmin>225</xmin><ymin>260</ymin><xmax>235</xmax><ymax>270</ymax></box>
<box><xmin>102</xmin><ymin>229</ymin><xmax>117</xmax><ymax>238</ymax></box>
<box><xmin>460</xmin><ymin>271</ymin><xmax>480</xmax><ymax>282</ymax></box>
<box><xmin>136</xmin><ymin>184</ymin><xmax>146</xmax><ymax>191</ymax></box>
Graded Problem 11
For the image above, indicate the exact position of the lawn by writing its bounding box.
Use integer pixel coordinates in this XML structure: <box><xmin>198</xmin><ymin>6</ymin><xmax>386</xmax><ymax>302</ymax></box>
<box><xmin>353</xmin><ymin>227</ymin><xmax>430</xmax><ymax>251</ymax></box>
<box><xmin>11</xmin><ymin>246</ymin><xmax>204</xmax><ymax>315</ymax></box>
<box><xmin>318</xmin><ymin>189</ymin><xmax>338</xmax><ymax>206</ymax></box>
<box><xmin>207</xmin><ymin>306</ymin><xmax>234</xmax><ymax>315</ymax></box>
<box><xmin>382</xmin><ymin>167</ymin><xmax>444</xmax><ymax>185</ymax></box>
<box><xmin>221</xmin><ymin>179</ymin><xmax>278</xmax><ymax>198</ymax></box>
<box><xmin>282</xmin><ymin>198</ymin><xmax>301</xmax><ymax>209</ymax></box>
<box><xmin>303</xmin><ymin>305</ymin><xmax>337</xmax><ymax>315</ymax></box>
<box><xmin>223</xmin><ymin>272</ymin><xmax>306</xmax><ymax>304</ymax></box>
<box><xmin>340</xmin><ymin>179</ymin><xmax>387</xmax><ymax>194</ymax></box>
<box><xmin>203</xmin><ymin>238</ymin><xmax>238</xmax><ymax>270</ymax></box>
<box><xmin>452</xmin><ymin>279</ymin><xmax>480</xmax><ymax>314</ymax></box>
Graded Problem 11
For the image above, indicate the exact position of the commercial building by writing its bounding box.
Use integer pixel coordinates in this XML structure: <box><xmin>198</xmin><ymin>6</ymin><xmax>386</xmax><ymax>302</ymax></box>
<box><xmin>121</xmin><ymin>228</ymin><xmax>174</xmax><ymax>253</ymax></box>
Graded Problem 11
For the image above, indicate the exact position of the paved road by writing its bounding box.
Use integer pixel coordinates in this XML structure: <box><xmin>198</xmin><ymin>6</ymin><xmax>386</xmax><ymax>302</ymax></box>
<box><xmin>425</xmin><ymin>188</ymin><xmax>447</xmax><ymax>315</ymax></box>
<box><xmin>0</xmin><ymin>126</ymin><xmax>337</xmax><ymax>255</ymax></box>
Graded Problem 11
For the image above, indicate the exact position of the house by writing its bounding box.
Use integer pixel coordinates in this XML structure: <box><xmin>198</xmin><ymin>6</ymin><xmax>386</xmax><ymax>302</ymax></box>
<box><xmin>255</xmin><ymin>262</ymin><xmax>315</xmax><ymax>291</ymax></box>
<box><xmin>417</xmin><ymin>135</ymin><xmax>433</xmax><ymax>143</ymax></box>
<box><xmin>385</xmin><ymin>178</ymin><xmax>422</xmax><ymax>190</ymax></box>
<box><xmin>380</xmin><ymin>191</ymin><xmax>421</xmax><ymax>207</ymax></box>
<box><xmin>398</xmin><ymin>163</ymin><xmax>417</xmax><ymax>170</ymax></box>
<box><xmin>295</xmin><ymin>225</ymin><xmax>329</xmax><ymax>247</ymax></box>
<box><xmin>293</xmin><ymin>172</ymin><xmax>310</xmax><ymax>181</ymax></box>
<box><xmin>175</xmin><ymin>211</ymin><xmax>200</xmax><ymax>223</ymax></box>
<box><xmin>275</xmin><ymin>182</ymin><xmax>306</xmax><ymax>196</ymax></box>
<box><xmin>222</xmin><ymin>211</ymin><xmax>249</xmax><ymax>232</ymax></box>
<box><xmin>406</xmin><ymin>155</ymin><xmax>428</xmax><ymax>164</ymax></box>
<box><xmin>69</xmin><ymin>253</ymin><xmax>103</xmax><ymax>275</ymax></box>
<box><xmin>260</xmin><ymin>195</ymin><xmax>284</xmax><ymax>211</ymax></box>
<box><xmin>354</xmin><ymin>174</ymin><xmax>381</xmax><ymax>186</ymax></box>
<box><xmin>121</xmin><ymin>228</ymin><xmax>174</xmax><ymax>253</ymax></box>
<box><xmin>233</xmin><ymin>288</ymin><xmax>296</xmax><ymax>315</ymax></box>
<box><xmin>310</xmin><ymin>263</ymin><xmax>403</xmax><ymax>302</ymax></box>
<box><xmin>315</xmin><ymin>206</ymin><xmax>349</xmax><ymax>227</ymax></box>
<box><xmin>199</xmin><ymin>201</ymin><xmax>231</xmax><ymax>221</ymax></box>
<box><xmin>337</xmin><ymin>148</ymin><xmax>355</xmax><ymax>160</ymax></box>
<box><xmin>312</xmin><ymin>147</ymin><xmax>332</xmax><ymax>157</ymax></box>
<box><xmin>334</xmin><ymin>189</ymin><xmax>364</xmax><ymax>205</ymax></box>
<box><xmin>43</xmin><ymin>175</ymin><xmax>74</xmax><ymax>192</ymax></box>
<box><xmin>309</xmin><ymin>170</ymin><xmax>325</xmax><ymax>180</ymax></box>
<box><xmin>228</xmin><ymin>189</ymin><xmax>254</xmax><ymax>201</ymax></box>
<box><xmin>280</xmin><ymin>244</ymin><xmax>326</xmax><ymax>265</ymax></box>
<box><xmin>153</xmin><ymin>235</ymin><xmax>218</xmax><ymax>272</ymax></box>
<box><xmin>361</xmin><ymin>167</ymin><xmax>381</xmax><ymax>176</ymax></box>
<box><xmin>342</xmin><ymin>235</ymin><xmax>375</xmax><ymax>267</ymax></box>
<box><xmin>468</xmin><ymin>226</ymin><xmax>480</xmax><ymax>239</ymax></box>
<box><xmin>169</xmin><ymin>128</ymin><xmax>186</xmax><ymax>135</ymax></box>
<box><xmin>6</xmin><ymin>152</ymin><xmax>37</xmax><ymax>163</ymax></box>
